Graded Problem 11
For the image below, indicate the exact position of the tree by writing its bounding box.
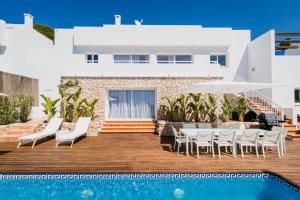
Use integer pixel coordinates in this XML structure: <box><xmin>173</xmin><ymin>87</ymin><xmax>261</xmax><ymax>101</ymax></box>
<box><xmin>188</xmin><ymin>93</ymin><xmax>204</xmax><ymax>122</ymax></box>
<box><xmin>176</xmin><ymin>94</ymin><xmax>191</xmax><ymax>122</ymax></box>
<box><xmin>221</xmin><ymin>95</ymin><xmax>234</xmax><ymax>122</ymax></box>
<box><xmin>160</xmin><ymin>97</ymin><xmax>178</xmax><ymax>122</ymax></box>
<box><xmin>234</xmin><ymin>96</ymin><xmax>250</xmax><ymax>122</ymax></box>
<box><xmin>40</xmin><ymin>95</ymin><xmax>60</xmax><ymax>122</ymax></box>
<box><xmin>33</xmin><ymin>24</ymin><xmax>54</xmax><ymax>41</ymax></box>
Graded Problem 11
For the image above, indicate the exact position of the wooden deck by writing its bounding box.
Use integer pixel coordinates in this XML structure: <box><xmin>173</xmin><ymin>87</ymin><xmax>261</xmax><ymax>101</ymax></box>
<box><xmin>0</xmin><ymin>133</ymin><xmax>300</xmax><ymax>187</ymax></box>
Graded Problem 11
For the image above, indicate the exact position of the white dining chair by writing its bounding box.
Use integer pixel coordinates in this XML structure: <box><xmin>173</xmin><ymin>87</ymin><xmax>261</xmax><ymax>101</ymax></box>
<box><xmin>272</xmin><ymin>126</ymin><xmax>287</xmax><ymax>156</ymax></box>
<box><xmin>257</xmin><ymin>130</ymin><xmax>281</xmax><ymax>158</ymax></box>
<box><xmin>236</xmin><ymin>129</ymin><xmax>260</xmax><ymax>158</ymax></box>
<box><xmin>193</xmin><ymin>130</ymin><xmax>215</xmax><ymax>159</ymax></box>
<box><xmin>172</xmin><ymin>126</ymin><xmax>189</xmax><ymax>154</ymax></box>
<box><xmin>214</xmin><ymin>130</ymin><xmax>237</xmax><ymax>158</ymax></box>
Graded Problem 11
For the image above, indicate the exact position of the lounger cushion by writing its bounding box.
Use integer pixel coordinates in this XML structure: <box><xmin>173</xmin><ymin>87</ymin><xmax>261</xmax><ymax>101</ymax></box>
<box><xmin>19</xmin><ymin>132</ymin><xmax>54</xmax><ymax>141</ymax></box>
<box><xmin>56</xmin><ymin>131</ymin><xmax>87</xmax><ymax>141</ymax></box>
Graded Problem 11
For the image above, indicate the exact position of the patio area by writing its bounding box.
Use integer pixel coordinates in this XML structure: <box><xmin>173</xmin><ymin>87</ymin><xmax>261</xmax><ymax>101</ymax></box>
<box><xmin>0</xmin><ymin>133</ymin><xmax>300</xmax><ymax>187</ymax></box>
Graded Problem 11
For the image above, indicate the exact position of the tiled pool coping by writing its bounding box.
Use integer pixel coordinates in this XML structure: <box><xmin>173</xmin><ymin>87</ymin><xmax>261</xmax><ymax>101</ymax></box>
<box><xmin>0</xmin><ymin>172</ymin><xmax>299</xmax><ymax>193</ymax></box>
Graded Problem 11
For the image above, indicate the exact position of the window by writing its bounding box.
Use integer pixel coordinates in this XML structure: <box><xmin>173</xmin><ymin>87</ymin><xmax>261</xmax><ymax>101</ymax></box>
<box><xmin>210</xmin><ymin>55</ymin><xmax>226</xmax><ymax>66</ymax></box>
<box><xmin>86</xmin><ymin>54</ymin><xmax>98</xmax><ymax>63</ymax></box>
<box><xmin>114</xmin><ymin>55</ymin><xmax>149</xmax><ymax>63</ymax></box>
<box><xmin>157</xmin><ymin>55</ymin><xmax>174</xmax><ymax>64</ymax></box>
<box><xmin>114</xmin><ymin>55</ymin><xmax>131</xmax><ymax>63</ymax></box>
<box><xmin>132</xmin><ymin>55</ymin><xmax>149</xmax><ymax>63</ymax></box>
<box><xmin>295</xmin><ymin>89</ymin><xmax>300</xmax><ymax>103</ymax></box>
<box><xmin>157</xmin><ymin>55</ymin><xmax>193</xmax><ymax>64</ymax></box>
<box><xmin>175</xmin><ymin>55</ymin><xmax>193</xmax><ymax>63</ymax></box>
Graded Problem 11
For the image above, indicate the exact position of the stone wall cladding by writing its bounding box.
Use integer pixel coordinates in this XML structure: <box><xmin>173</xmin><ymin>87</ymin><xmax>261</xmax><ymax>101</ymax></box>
<box><xmin>61</xmin><ymin>76</ymin><xmax>220</xmax><ymax>122</ymax></box>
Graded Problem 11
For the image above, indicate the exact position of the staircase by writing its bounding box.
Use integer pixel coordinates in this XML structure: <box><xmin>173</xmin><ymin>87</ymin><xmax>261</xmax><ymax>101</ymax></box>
<box><xmin>244</xmin><ymin>91</ymin><xmax>300</xmax><ymax>140</ymax></box>
<box><xmin>247</xmin><ymin>97</ymin><xmax>283</xmax><ymax>119</ymax></box>
<box><xmin>100</xmin><ymin>120</ymin><xmax>157</xmax><ymax>134</ymax></box>
<box><xmin>0</xmin><ymin>118</ymin><xmax>45</xmax><ymax>142</ymax></box>
<box><xmin>0</xmin><ymin>122</ymin><xmax>42</xmax><ymax>142</ymax></box>
<box><xmin>244</xmin><ymin>90</ymin><xmax>285</xmax><ymax>120</ymax></box>
<box><xmin>283</xmin><ymin>120</ymin><xmax>300</xmax><ymax>141</ymax></box>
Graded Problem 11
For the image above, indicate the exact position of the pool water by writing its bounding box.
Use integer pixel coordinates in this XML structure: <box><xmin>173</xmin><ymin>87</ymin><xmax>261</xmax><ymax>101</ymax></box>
<box><xmin>0</xmin><ymin>173</ymin><xmax>299</xmax><ymax>200</ymax></box>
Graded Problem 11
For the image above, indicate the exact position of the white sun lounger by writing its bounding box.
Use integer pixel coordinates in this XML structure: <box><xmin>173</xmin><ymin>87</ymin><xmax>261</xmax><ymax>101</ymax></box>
<box><xmin>17</xmin><ymin>118</ymin><xmax>63</xmax><ymax>148</ymax></box>
<box><xmin>55</xmin><ymin>117</ymin><xmax>91</xmax><ymax>148</ymax></box>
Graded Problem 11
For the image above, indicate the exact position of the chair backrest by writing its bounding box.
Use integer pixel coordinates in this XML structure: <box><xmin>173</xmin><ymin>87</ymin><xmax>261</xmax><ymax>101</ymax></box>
<box><xmin>263</xmin><ymin>130</ymin><xmax>281</xmax><ymax>143</ymax></box>
<box><xmin>171</xmin><ymin>126</ymin><xmax>180</xmax><ymax>138</ymax></box>
<box><xmin>219</xmin><ymin>130</ymin><xmax>236</xmax><ymax>143</ymax></box>
<box><xmin>241</xmin><ymin>129</ymin><xmax>259</xmax><ymax>143</ymax></box>
<box><xmin>197</xmin><ymin>123</ymin><xmax>212</xmax><ymax>129</ymax></box>
<box><xmin>196</xmin><ymin>130</ymin><xmax>214</xmax><ymax>143</ymax></box>
<box><xmin>271</xmin><ymin>126</ymin><xmax>287</xmax><ymax>139</ymax></box>
<box><xmin>182</xmin><ymin>123</ymin><xmax>196</xmax><ymax>129</ymax></box>
<box><xmin>73</xmin><ymin>117</ymin><xmax>91</xmax><ymax>133</ymax></box>
<box><xmin>297</xmin><ymin>114</ymin><xmax>300</xmax><ymax>123</ymax></box>
<box><xmin>43</xmin><ymin>118</ymin><xmax>63</xmax><ymax>133</ymax></box>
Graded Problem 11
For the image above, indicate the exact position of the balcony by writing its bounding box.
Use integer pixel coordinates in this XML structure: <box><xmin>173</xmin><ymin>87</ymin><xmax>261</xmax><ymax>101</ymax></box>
<box><xmin>275</xmin><ymin>32</ymin><xmax>300</xmax><ymax>56</ymax></box>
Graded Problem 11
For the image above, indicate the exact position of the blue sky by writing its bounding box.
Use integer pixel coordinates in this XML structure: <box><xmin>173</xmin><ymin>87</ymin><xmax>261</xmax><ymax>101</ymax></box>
<box><xmin>0</xmin><ymin>0</ymin><xmax>300</xmax><ymax>38</ymax></box>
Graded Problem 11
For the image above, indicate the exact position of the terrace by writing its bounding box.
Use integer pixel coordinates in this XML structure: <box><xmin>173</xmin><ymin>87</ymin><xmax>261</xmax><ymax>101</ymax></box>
<box><xmin>0</xmin><ymin>133</ymin><xmax>300</xmax><ymax>187</ymax></box>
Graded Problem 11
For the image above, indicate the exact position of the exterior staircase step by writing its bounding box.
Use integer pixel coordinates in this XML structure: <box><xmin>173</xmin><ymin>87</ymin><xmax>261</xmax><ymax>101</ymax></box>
<box><xmin>101</xmin><ymin>120</ymin><xmax>157</xmax><ymax>134</ymax></box>
<box><xmin>101</xmin><ymin>130</ymin><xmax>156</xmax><ymax>133</ymax></box>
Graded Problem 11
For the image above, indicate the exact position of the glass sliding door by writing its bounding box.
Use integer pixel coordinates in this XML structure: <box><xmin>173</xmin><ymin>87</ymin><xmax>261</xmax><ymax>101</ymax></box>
<box><xmin>108</xmin><ymin>90</ymin><xmax>155</xmax><ymax>119</ymax></box>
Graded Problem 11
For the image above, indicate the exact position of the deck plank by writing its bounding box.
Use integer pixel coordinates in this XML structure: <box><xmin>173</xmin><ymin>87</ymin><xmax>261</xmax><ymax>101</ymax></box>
<box><xmin>0</xmin><ymin>133</ymin><xmax>300</xmax><ymax>187</ymax></box>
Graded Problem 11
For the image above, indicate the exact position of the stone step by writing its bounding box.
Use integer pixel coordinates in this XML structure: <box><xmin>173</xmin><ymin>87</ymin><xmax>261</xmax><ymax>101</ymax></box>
<box><xmin>101</xmin><ymin>129</ymin><xmax>156</xmax><ymax>133</ymax></box>
<box><xmin>3</xmin><ymin>130</ymin><xmax>34</xmax><ymax>135</ymax></box>
<box><xmin>101</xmin><ymin>120</ymin><xmax>157</xmax><ymax>134</ymax></box>
<box><xmin>287</xmin><ymin>132</ymin><xmax>300</xmax><ymax>141</ymax></box>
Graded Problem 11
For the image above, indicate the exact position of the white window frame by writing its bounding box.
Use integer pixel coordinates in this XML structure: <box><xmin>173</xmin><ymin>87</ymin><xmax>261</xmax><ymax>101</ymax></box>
<box><xmin>210</xmin><ymin>54</ymin><xmax>226</xmax><ymax>66</ymax></box>
<box><xmin>157</xmin><ymin>54</ymin><xmax>193</xmax><ymax>64</ymax></box>
<box><xmin>85</xmin><ymin>53</ymin><xmax>99</xmax><ymax>64</ymax></box>
<box><xmin>295</xmin><ymin>88</ymin><xmax>300</xmax><ymax>104</ymax></box>
<box><xmin>114</xmin><ymin>54</ymin><xmax>150</xmax><ymax>64</ymax></box>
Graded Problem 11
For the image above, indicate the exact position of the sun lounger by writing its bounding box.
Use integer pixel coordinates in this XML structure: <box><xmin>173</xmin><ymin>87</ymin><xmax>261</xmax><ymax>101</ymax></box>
<box><xmin>17</xmin><ymin>118</ymin><xmax>63</xmax><ymax>148</ymax></box>
<box><xmin>55</xmin><ymin>117</ymin><xmax>91</xmax><ymax>147</ymax></box>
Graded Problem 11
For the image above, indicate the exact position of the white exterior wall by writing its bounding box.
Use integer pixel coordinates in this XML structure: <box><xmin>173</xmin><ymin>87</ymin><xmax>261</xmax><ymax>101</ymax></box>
<box><xmin>55</xmin><ymin>26</ymin><xmax>250</xmax><ymax>80</ymax></box>
<box><xmin>0</xmin><ymin>16</ymin><xmax>56</xmax><ymax>117</ymax></box>
<box><xmin>273</xmin><ymin>55</ymin><xmax>300</xmax><ymax>122</ymax></box>
<box><xmin>248</xmin><ymin>30</ymin><xmax>274</xmax><ymax>99</ymax></box>
<box><xmin>248</xmin><ymin>30</ymin><xmax>300</xmax><ymax>122</ymax></box>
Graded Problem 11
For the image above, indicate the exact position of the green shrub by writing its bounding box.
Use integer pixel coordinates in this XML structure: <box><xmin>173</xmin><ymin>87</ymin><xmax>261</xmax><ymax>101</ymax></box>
<box><xmin>0</xmin><ymin>96</ymin><xmax>18</xmax><ymax>125</ymax></box>
<box><xmin>12</xmin><ymin>94</ymin><xmax>34</xmax><ymax>123</ymax></box>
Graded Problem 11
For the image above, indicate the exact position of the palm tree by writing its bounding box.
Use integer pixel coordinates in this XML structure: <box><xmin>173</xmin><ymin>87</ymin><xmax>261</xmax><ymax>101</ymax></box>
<box><xmin>58</xmin><ymin>79</ymin><xmax>79</xmax><ymax>120</ymax></box>
<box><xmin>82</xmin><ymin>98</ymin><xmax>99</xmax><ymax>120</ymax></box>
<box><xmin>40</xmin><ymin>95</ymin><xmax>60</xmax><ymax>122</ymax></box>
<box><xmin>176</xmin><ymin>94</ymin><xmax>191</xmax><ymax>122</ymax></box>
<box><xmin>205</xmin><ymin>94</ymin><xmax>217</xmax><ymax>123</ymax></box>
<box><xmin>69</xmin><ymin>88</ymin><xmax>85</xmax><ymax>122</ymax></box>
<box><xmin>234</xmin><ymin>96</ymin><xmax>250</xmax><ymax>122</ymax></box>
<box><xmin>221</xmin><ymin>95</ymin><xmax>234</xmax><ymax>122</ymax></box>
<box><xmin>188</xmin><ymin>93</ymin><xmax>204</xmax><ymax>122</ymax></box>
<box><xmin>160</xmin><ymin>97</ymin><xmax>178</xmax><ymax>122</ymax></box>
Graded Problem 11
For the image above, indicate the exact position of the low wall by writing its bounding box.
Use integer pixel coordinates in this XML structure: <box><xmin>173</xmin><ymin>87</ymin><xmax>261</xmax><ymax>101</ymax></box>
<box><xmin>0</xmin><ymin>71</ymin><xmax>39</xmax><ymax>105</ymax></box>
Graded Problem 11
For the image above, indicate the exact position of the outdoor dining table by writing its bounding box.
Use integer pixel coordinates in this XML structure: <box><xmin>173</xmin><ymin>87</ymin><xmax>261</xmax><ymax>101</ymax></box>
<box><xmin>179</xmin><ymin>128</ymin><xmax>266</xmax><ymax>156</ymax></box>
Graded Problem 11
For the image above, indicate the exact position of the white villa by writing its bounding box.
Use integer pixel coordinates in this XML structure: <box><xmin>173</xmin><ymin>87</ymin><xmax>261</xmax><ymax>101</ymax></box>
<box><xmin>1</xmin><ymin>14</ymin><xmax>300</xmax><ymax>124</ymax></box>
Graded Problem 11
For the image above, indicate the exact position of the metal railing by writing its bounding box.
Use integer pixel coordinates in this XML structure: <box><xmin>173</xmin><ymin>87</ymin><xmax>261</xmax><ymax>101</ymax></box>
<box><xmin>225</xmin><ymin>70</ymin><xmax>285</xmax><ymax>120</ymax></box>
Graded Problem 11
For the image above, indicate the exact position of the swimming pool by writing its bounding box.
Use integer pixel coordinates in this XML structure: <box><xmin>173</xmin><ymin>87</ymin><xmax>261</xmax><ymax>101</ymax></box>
<box><xmin>0</xmin><ymin>173</ymin><xmax>299</xmax><ymax>200</ymax></box>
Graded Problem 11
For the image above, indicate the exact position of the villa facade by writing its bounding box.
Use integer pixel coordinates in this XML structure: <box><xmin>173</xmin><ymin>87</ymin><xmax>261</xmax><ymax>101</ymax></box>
<box><xmin>1</xmin><ymin>14</ymin><xmax>300</xmax><ymax>123</ymax></box>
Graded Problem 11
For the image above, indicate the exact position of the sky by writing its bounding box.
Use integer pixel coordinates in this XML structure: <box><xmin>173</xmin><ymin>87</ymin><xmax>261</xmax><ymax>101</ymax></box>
<box><xmin>0</xmin><ymin>0</ymin><xmax>300</xmax><ymax>39</ymax></box>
